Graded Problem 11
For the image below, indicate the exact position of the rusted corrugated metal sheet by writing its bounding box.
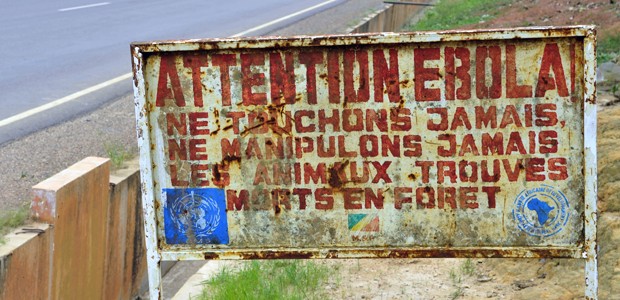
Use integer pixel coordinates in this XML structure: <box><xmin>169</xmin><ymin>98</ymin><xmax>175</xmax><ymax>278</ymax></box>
<box><xmin>132</xmin><ymin>26</ymin><xmax>598</xmax><ymax>298</ymax></box>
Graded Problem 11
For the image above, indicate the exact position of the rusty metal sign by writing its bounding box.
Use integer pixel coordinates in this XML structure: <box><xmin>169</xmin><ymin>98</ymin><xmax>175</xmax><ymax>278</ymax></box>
<box><xmin>132</xmin><ymin>26</ymin><xmax>597</xmax><ymax>299</ymax></box>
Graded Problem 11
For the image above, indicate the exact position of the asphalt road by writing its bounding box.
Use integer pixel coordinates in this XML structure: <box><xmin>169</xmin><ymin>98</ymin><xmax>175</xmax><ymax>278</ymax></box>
<box><xmin>0</xmin><ymin>0</ymin><xmax>343</xmax><ymax>145</ymax></box>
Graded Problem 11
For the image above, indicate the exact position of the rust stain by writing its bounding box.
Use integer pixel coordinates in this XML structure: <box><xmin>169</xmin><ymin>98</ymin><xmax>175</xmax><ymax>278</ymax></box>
<box><xmin>328</xmin><ymin>160</ymin><xmax>349</xmax><ymax>188</ymax></box>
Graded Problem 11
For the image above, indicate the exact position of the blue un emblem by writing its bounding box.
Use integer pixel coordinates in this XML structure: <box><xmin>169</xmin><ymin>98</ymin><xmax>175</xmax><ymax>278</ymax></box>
<box><xmin>163</xmin><ymin>188</ymin><xmax>229</xmax><ymax>244</ymax></box>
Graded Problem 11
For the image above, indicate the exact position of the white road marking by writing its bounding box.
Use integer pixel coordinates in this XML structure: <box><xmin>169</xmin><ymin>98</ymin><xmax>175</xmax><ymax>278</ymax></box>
<box><xmin>0</xmin><ymin>0</ymin><xmax>337</xmax><ymax>128</ymax></box>
<box><xmin>58</xmin><ymin>2</ymin><xmax>110</xmax><ymax>12</ymax></box>
<box><xmin>230</xmin><ymin>0</ymin><xmax>338</xmax><ymax>37</ymax></box>
<box><xmin>0</xmin><ymin>73</ymin><xmax>131</xmax><ymax>128</ymax></box>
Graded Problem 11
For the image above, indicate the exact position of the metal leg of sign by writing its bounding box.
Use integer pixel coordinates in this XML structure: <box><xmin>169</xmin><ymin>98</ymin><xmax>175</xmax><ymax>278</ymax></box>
<box><xmin>583</xmin><ymin>158</ymin><xmax>598</xmax><ymax>300</ymax></box>
<box><xmin>583</xmin><ymin>27</ymin><xmax>598</xmax><ymax>300</ymax></box>
<box><xmin>144</xmin><ymin>204</ymin><xmax>162</xmax><ymax>299</ymax></box>
<box><xmin>140</xmin><ymin>161</ymin><xmax>163</xmax><ymax>299</ymax></box>
<box><xmin>584</xmin><ymin>238</ymin><xmax>598</xmax><ymax>300</ymax></box>
<box><xmin>140</xmin><ymin>154</ymin><xmax>163</xmax><ymax>298</ymax></box>
<box><xmin>145</xmin><ymin>242</ymin><xmax>162</xmax><ymax>299</ymax></box>
<box><xmin>145</xmin><ymin>253</ymin><xmax>162</xmax><ymax>299</ymax></box>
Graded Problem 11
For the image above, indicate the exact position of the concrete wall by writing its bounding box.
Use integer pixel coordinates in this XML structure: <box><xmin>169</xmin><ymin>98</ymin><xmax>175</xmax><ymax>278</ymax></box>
<box><xmin>0</xmin><ymin>223</ymin><xmax>52</xmax><ymax>300</ymax></box>
<box><xmin>350</xmin><ymin>2</ymin><xmax>431</xmax><ymax>33</ymax></box>
<box><xmin>0</xmin><ymin>157</ymin><xmax>147</xmax><ymax>300</ymax></box>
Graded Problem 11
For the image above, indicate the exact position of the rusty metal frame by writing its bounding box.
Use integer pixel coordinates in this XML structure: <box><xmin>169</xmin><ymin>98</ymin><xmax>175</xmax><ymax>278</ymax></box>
<box><xmin>132</xmin><ymin>26</ymin><xmax>598</xmax><ymax>299</ymax></box>
<box><xmin>131</xmin><ymin>26</ymin><xmax>593</xmax><ymax>52</ymax></box>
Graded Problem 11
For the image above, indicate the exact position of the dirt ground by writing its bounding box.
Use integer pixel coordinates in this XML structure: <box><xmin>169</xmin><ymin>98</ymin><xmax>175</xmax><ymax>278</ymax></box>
<box><xmin>318</xmin><ymin>257</ymin><xmax>585</xmax><ymax>300</ymax></box>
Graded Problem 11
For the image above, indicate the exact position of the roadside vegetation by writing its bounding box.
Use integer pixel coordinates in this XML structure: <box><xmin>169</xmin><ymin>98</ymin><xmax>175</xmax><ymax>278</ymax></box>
<box><xmin>0</xmin><ymin>204</ymin><xmax>30</xmax><ymax>244</ymax></box>
<box><xmin>599</xmin><ymin>33</ymin><xmax>620</xmax><ymax>63</ymax></box>
<box><xmin>448</xmin><ymin>259</ymin><xmax>476</xmax><ymax>300</ymax></box>
<box><xmin>104</xmin><ymin>142</ymin><xmax>134</xmax><ymax>170</ymax></box>
<box><xmin>196</xmin><ymin>260</ymin><xmax>332</xmax><ymax>300</ymax></box>
<box><xmin>409</xmin><ymin>0</ymin><xmax>619</xmax><ymax>64</ymax></box>
<box><xmin>409</xmin><ymin>0</ymin><xmax>509</xmax><ymax>32</ymax></box>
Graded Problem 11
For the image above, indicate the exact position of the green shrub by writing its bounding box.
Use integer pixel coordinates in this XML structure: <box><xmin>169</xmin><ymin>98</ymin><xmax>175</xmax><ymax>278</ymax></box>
<box><xmin>197</xmin><ymin>260</ymin><xmax>332</xmax><ymax>300</ymax></box>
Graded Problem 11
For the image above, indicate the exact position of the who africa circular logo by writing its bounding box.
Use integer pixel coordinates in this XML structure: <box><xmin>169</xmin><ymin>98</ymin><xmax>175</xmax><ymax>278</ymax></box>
<box><xmin>512</xmin><ymin>185</ymin><xmax>569</xmax><ymax>237</ymax></box>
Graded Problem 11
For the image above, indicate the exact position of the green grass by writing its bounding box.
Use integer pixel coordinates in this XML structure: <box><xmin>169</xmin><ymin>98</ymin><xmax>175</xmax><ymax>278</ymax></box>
<box><xmin>196</xmin><ymin>260</ymin><xmax>332</xmax><ymax>300</ymax></box>
<box><xmin>0</xmin><ymin>204</ymin><xmax>30</xmax><ymax>244</ymax></box>
<box><xmin>450</xmin><ymin>287</ymin><xmax>464</xmax><ymax>300</ymax></box>
<box><xmin>461</xmin><ymin>258</ymin><xmax>475</xmax><ymax>276</ymax></box>
<box><xmin>409</xmin><ymin>0</ymin><xmax>509</xmax><ymax>31</ymax></box>
<box><xmin>599</xmin><ymin>33</ymin><xmax>620</xmax><ymax>63</ymax></box>
<box><xmin>448</xmin><ymin>259</ymin><xmax>476</xmax><ymax>299</ymax></box>
<box><xmin>104</xmin><ymin>142</ymin><xmax>133</xmax><ymax>170</ymax></box>
<box><xmin>449</xmin><ymin>267</ymin><xmax>463</xmax><ymax>300</ymax></box>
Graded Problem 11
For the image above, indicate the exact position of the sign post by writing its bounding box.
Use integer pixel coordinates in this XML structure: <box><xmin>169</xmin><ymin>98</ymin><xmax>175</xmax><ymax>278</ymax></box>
<box><xmin>131</xmin><ymin>26</ymin><xmax>597</xmax><ymax>299</ymax></box>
